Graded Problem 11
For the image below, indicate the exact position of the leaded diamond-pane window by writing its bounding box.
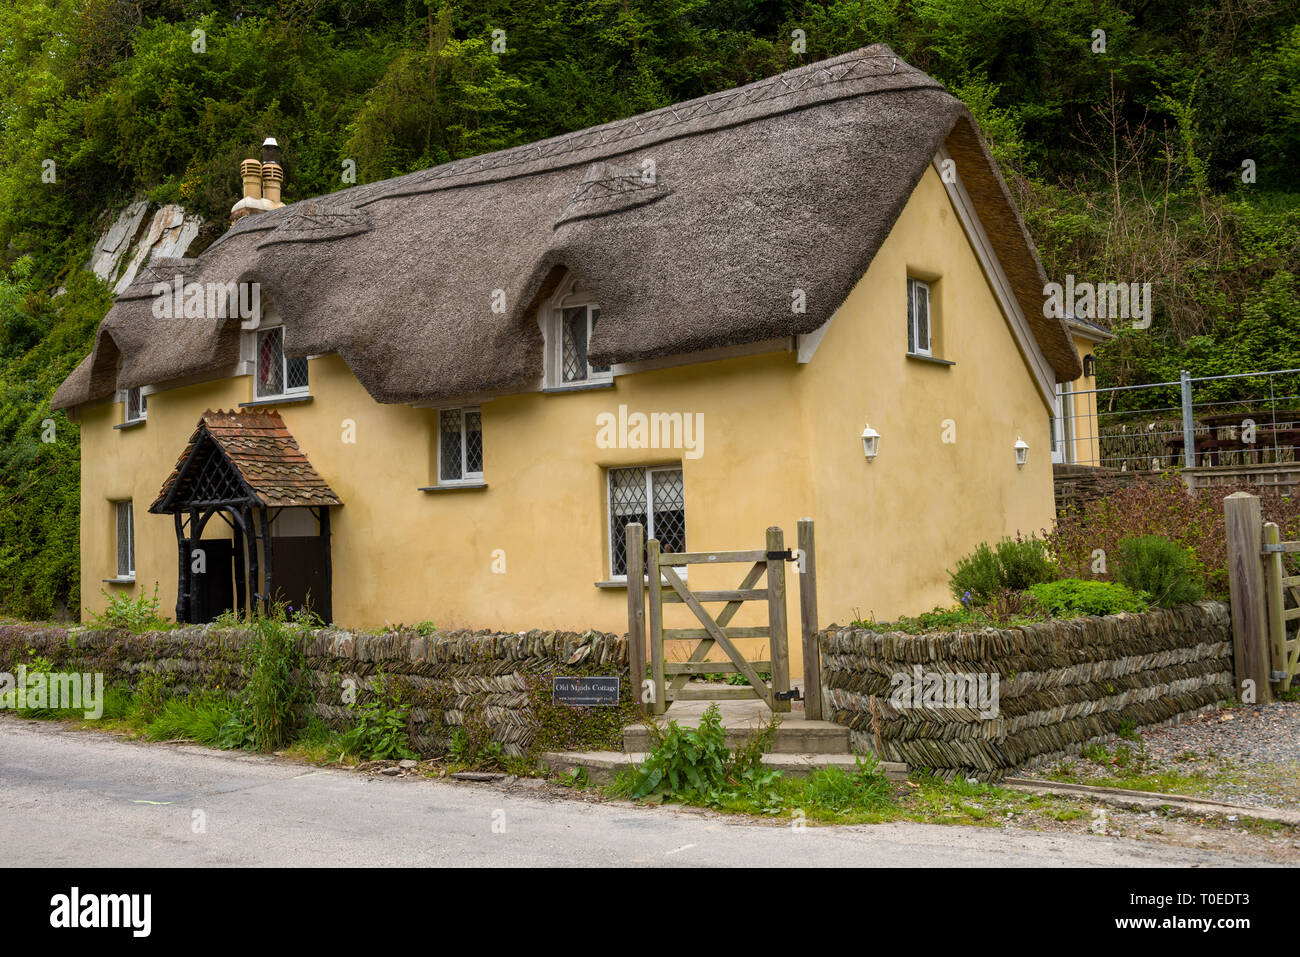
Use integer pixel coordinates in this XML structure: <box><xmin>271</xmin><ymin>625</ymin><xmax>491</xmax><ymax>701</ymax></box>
<box><xmin>439</xmin><ymin>408</ymin><xmax>484</xmax><ymax>484</ymax></box>
<box><xmin>115</xmin><ymin>500</ymin><xmax>135</xmax><ymax>578</ymax></box>
<box><xmin>125</xmin><ymin>387</ymin><xmax>147</xmax><ymax>423</ymax></box>
<box><xmin>256</xmin><ymin>326</ymin><xmax>309</xmax><ymax>399</ymax></box>
<box><xmin>558</xmin><ymin>304</ymin><xmax>609</xmax><ymax>384</ymax></box>
<box><xmin>608</xmin><ymin>465</ymin><xmax>686</xmax><ymax>578</ymax></box>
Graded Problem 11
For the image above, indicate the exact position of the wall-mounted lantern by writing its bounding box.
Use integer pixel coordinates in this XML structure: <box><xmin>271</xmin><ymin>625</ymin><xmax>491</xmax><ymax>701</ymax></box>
<box><xmin>1014</xmin><ymin>436</ymin><xmax>1029</xmax><ymax>469</ymax></box>
<box><xmin>861</xmin><ymin>423</ymin><xmax>880</xmax><ymax>462</ymax></box>
<box><xmin>1083</xmin><ymin>354</ymin><xmax>1097</xmax><ymax>378</ymax></box>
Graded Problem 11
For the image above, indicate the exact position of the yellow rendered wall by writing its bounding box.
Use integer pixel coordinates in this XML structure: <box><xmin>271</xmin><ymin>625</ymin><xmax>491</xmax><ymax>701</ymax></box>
<box><xmin>1067</xmin><ymin>337</ymin><xmax>1102</xmax><ymax>466</ymax></box>
<box><xmin>79</xmin><ymin>165</ymin><xmax>1062</xmax><ymax>676</ymax></box>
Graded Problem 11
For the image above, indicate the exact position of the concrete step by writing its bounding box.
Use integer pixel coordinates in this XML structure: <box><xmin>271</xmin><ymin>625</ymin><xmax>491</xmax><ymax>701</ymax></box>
<box><xmin>542</xmin><ymin>750</ymin><xmax>908</xmax><ymax>785</ymax></box>
<box><xmin>623</xmin><ymin>718</ymin><xmax>851</xmax><ymax>755</ymax></box>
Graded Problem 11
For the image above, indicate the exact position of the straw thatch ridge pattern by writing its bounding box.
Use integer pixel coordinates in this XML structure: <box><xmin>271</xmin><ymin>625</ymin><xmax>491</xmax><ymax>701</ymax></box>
<box><xmin>820</xmin><ymin>602</ymin><xmax>1233</xmax><ymax>780</ymax></box>
<box><xmin>52</xmin><ymin>44</ymin><xmax>1079</xmax><ymax>412</ymax></box>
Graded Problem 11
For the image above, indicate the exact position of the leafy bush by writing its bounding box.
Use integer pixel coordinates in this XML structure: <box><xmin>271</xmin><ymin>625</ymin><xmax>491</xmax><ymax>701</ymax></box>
<box><xmin>1114</xmin><ymin>535</ymin><xmax>1204</xmax><ymax>608</ymax></box>
<box><xmin>1047</xmin><ymin>474</ymin><xmax>1300</xmax><ymax>600</ymax></box>
<box><xmin>85</xmin><ymin>584</ymin><xmax>169</xmax><ymax>633</ymax></box>
<box><xmin>340</xmin><ymin>670</ymin><xmax>416</xmax><ymax>761</ymax></box>
<box><xmin>948</xmin><ymin>535</ymin><xmax>1055</xmax><ymax>603</ymax></box>
<box><xmin>623</xmin><ymin>704</ymin><xmax>780</xmax><ymax>807</ymax></box>
<box><xmin>1027</xmin><ymin>579</ymin><xmax>1149</xmax><ymax>618</ymax></box>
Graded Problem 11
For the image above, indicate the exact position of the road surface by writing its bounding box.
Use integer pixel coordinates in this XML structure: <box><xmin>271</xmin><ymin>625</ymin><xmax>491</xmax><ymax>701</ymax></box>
<box><xmin>0</xmin><ymin>719</ymin><xmax>1271</xmax><ymax>867</ymax></box>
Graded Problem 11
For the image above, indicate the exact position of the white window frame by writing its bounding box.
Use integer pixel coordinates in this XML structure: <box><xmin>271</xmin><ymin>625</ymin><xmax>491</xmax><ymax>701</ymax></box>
<box><xmin>907</xmin><ymin>277</ymin><xmax>931</xmax><ymax>357</ymax></box>
<box><xmin>1051</xmin><ymin>382</ymin><xmax>1075</xmax><ymax>464</ymax></box>
<box><xmin>544</xmin><ymin>276</ymin><xmax>612</xmax><ymax>388</ymax></box>
<box><xmin>114</xmin><ymin>500</ymin><xmax>135</xmax><ymax>580</ymax></box>
<box><xmin>437</xmin><ymin>407</ymin><xmax>484</xmax><ymax>485</ymax></box>
<box><xmin>606</xmin><ymin>465</ymin><xmax>686</xmax><ymax>581</ymax></box>
<box><xmin>254</xmin><ymin>325</ymin><xmax>310</xmax><ymax>400</ymax></box>
<box><xmin>124</xmin><ymin>386</ymin><xmax>147</xmax><ymax>424</ymax></box>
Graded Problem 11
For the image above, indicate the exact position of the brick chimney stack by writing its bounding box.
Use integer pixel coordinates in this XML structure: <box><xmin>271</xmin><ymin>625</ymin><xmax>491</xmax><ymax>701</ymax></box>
<box><xmin>230</xmin><ymin>137</ymin><xmax>287</xmax><ymax>225</ymax></box>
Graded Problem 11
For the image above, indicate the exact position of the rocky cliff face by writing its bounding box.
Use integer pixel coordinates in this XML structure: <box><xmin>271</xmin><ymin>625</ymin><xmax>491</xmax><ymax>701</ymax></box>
<box><xmin>88</xmin><ymin>201</ymin><xmax>203</xmax><ymax>294</ymax></box>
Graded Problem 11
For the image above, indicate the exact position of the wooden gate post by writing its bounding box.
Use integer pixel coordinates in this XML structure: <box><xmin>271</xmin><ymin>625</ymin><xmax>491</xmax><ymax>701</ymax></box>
<box><xmin>625</xmin><ymin>523</ymin><xmax>647</xmax><ymax>715</ymax></box>
<box><xmin>1262</xmin><ymin>522</ymin><xmax>1288</xmax><ymax>694</ymax></box>
<box><xmin>1224</xmin><ymin>492</ymin><xmax>1273</xmax><ymax>704</ymax></box>
<box><xmin>797</xmin><ymin>518</ymin><xmax>823</xmax><ymax>721</ymax></box>
<box><xmin>766</xmin><ymin>527</ymin><xmax>792</xmax><ymax>713</ymax></box>
<box><xmin>646</xmin><ymin>537</ymin><xmax>666</xmax><ymax>715</ymax></box>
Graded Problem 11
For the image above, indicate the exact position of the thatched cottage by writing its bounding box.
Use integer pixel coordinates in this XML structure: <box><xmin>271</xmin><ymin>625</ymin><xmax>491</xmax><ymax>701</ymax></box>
<box><xmin>53</xmin><ymin>46</ymin><xmax>1084</xmax><ymax>669</ymax></box>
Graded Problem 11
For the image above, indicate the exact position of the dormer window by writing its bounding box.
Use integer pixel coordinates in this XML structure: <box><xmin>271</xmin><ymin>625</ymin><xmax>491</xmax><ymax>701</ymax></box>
<box><xmin>255</xmin><ymin>326</ymin><xmax>309</xmax><ymax>399</ymax></box>
<box><xmin>125</xmin><ymin>387</ymin><xmax>147</xmax><ymax>424</ymax></box>
<box><xmin>544</xmin><ymin>276</ymin><xmax>611</xmax><ymax>389</ymax></box>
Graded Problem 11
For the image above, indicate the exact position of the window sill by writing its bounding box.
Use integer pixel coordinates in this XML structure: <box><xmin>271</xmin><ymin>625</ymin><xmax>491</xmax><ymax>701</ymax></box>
<box><xmin>240</xmin><ymin>394</ymin><xmax>313</xmax><ymax>408</ymax></box>
<box><xmin>594</xmin><ymin>574</ymin><xmax>687</xmax><ymax>589</ymax></box>
<box><xmin>905</xmin><ymin>352</ymin><xmax>955</xmax><ymax>367</ymax></box>
<box><xmin>419</xmin><ymin>482</ymin><xmax>488</xmax><ymax>492</ymax></box>
<box><xmin>102</xmin><ymin>576</ymin><xmax>135</xmax><ymax>585</ymax></box>
<box><xmin>114</xmin><ymin>420</ymin><xmax>147</xmax><ymax>430</ymax></box>
<box><xmin>543</xmin><ymin>380</ymin><xmax>615</xmax><ymax>395</ymax></box>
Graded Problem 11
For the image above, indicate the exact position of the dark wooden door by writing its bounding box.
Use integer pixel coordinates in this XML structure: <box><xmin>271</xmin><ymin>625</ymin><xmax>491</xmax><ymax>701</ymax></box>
<box><xmin>270</xmin><ymin>535</ymin><xmax>332</xmax><ymax>624</ymax></box>
<box><xmin>187</xmin><ymin>538</ymin><xmax>235</xmax><ymax>624</ymax></box>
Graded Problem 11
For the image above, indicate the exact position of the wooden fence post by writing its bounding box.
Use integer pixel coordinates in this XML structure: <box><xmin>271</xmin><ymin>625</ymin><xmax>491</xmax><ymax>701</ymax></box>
<box><xmin>1262</xmin><ymin>522</ymin><xmax>1288</xmax><ymax>694</ymax></box>
<box><xmin>766</xmin><ymin>526</ymin><xmax>792</xmax><ymax>714</ymax></box>
<box><xmin>797</xmin><ymin>518</ymin><xmax>823</xmax><ymax>721</ymax></box>
<box><xmin>1224</xmin><ymin>492</ymin><xmax>1273</xmax><ymax>704</ymax></box>
<box><xmin>625</xmin><ymin>523</ymin><xmax>647</xmax><ymax>716</ymax></box>
<box><xmin>647</xmin><ymin>537</ymin><xmax>665</xmax><ymax>716</ymax></box>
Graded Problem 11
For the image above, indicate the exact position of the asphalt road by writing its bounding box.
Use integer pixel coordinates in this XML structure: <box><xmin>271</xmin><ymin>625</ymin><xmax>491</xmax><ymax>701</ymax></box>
<box><xmin>0</xmin><ymin>719</ymin><xmax>1270</xmax><ymax>867</ymax></box>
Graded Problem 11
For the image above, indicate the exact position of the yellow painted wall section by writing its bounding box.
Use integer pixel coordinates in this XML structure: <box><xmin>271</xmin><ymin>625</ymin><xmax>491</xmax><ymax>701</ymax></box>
<box><xmin>79</xmin><ymin>164</ymin><xmax>1064</xmax><ymax>678</ymax></box>
<box><xmin>1067</xmin><ymin>337</ymin><xmax>1101</xmax><ymax>465</ymax></box>
<box><xmin>797</xmin><ymin>166</ymin><xmax>1056</xmax><ymax>626</ymax></box>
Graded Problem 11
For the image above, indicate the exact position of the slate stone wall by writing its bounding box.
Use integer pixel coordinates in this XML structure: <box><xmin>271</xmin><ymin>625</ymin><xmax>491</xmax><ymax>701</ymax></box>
<box><xmin>820</xmin><ymin>602</ymin><xmax>1234</xmax><ymax>779</ymax></box>
<box><xmin>0</xmin><ymin>624</ymin><xmax>632</xmax><ymax>756</ymax></box>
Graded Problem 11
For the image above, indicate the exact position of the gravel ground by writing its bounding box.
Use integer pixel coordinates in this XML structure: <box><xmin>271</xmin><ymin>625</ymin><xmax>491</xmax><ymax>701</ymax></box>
<box><xmin>1022</xmin><ymin>700</ymin><xmax>1300</xmax><ymax>810</ymax></box>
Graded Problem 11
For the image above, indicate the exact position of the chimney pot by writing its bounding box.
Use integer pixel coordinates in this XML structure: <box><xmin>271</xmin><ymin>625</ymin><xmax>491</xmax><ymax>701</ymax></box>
<box><xmin>261</xmin><ymin>137</ymin><xmax>282</xmax><ymax>166</ymax></box>
<box><xmin>262</xmin><ymin>162</ymin><xmax>284</xmax><ymax>206</ymax></box>
<box><xmin>239</xmin><ymin>159</ymin><xmax>264</xmax><ymax>201</ymax></box>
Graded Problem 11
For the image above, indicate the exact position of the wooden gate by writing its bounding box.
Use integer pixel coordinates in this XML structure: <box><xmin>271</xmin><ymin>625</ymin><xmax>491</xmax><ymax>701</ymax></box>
<box><xmin>1261</xmin><ymin>523</ymin><xmax>1300</xmax><ymax>693</ymax></box>
<box><xmin>624</xmin><ymin>522</ymin><xmax>823</xmax><ymax>717</ymax></box>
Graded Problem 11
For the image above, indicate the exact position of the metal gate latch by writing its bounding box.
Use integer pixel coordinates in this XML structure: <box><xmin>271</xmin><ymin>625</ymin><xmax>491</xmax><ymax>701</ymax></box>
<box><xmin>774</xmin><ymin>689</ymin><xmax>803</xmax><ymax>702</ymax></box>
<box><xmin>766</xmin><ymin>549</ymin><xmax>795</xmax><ymax>561</ymax></box>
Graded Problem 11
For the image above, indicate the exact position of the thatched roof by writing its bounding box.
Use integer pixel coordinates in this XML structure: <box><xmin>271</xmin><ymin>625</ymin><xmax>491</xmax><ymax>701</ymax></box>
<box><xmin>52</xmin><ymin>45</ymin><xmax>1079</xmax><ymax>412</ymax></box>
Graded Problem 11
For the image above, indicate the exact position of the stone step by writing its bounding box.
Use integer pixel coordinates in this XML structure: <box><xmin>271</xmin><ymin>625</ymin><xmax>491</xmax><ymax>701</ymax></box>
<box><xmin>542</xmin><ymin>751</ymin><xmax>907</xmax><ymax>785</ymax></box>
<box><xmin>622</xmin><ymin>718</ymin><xmax>851</xmax><ymax>755</ymax></box>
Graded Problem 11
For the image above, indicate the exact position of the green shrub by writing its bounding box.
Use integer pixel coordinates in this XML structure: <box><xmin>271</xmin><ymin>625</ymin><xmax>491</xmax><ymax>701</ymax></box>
<box><xmin>622</xmin><ymin>704</ymin><xmax>781</xmax><ymax>807</ymax></box>
<box><xmin>1027</xmin><ymin>579</ymin><xmax>1149</xmax><ymax>618</ymax></box>
<box><xmin>85</xmin><ymin>584</ymin><xmax>169</xmax><ymax>633</ymax></box>
<box><xmin>340</xmin><ymin>670</ymin><xmax>416</xmax><ymax>761</ymax></box>
<box><xmin>948</xmin><ymin>535</ymin><xmax>1055</xmax><ymax>603</ymax></box>
<box><xmin>993</xmin><ymin>536</ymin><xmax>1057</xmax><ymax>590</ymax></box>
<box><xmin>1114</xmin><ymin>535</ymin><xmax>1204</xmax><ymax>608</ymax></box>
<box><xmin>948</xmin><ymin>543</ymin><xmax>1002</xmax><ymax>603</ymax></box>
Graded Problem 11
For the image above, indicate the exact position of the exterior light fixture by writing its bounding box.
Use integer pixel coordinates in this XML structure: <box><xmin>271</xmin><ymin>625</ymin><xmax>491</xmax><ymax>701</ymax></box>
<box><xmin>1014</xmin><ymin>436</ymin><xmax>1029</xmax><ymax>469</ymax></box>
<box><xmin>861</xmin><ymin>423</ymin><xmax>880</xmax><ymax>461</ymax></box>
<box><xmin>1083</xmin><ymin>354</ymin><xmax>1097</xmax><ymax>378</ymax></box>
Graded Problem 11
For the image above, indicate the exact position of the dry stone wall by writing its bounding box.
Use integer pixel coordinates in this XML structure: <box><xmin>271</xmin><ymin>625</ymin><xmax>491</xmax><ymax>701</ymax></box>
<box><xmin>0</xmin><ymin>624</ymin><xmax>632</xmax><ymax>756</ymax></box>
<box><xmin>820</xmin><ymin>602</ymin><xmax>1234</xmax><ymax>779</ymax></box>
